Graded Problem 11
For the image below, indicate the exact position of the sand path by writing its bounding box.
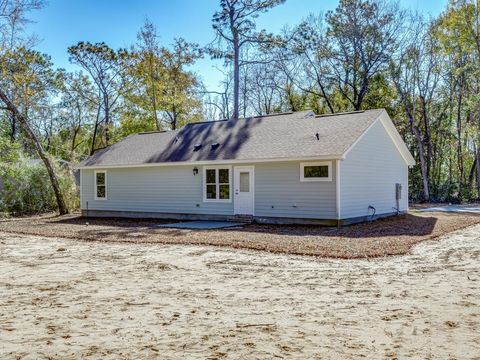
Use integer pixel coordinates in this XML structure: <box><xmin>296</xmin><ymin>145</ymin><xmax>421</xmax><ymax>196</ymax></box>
<box><xmin>1</xmin><ymin>226</ymin><xmax>479</xmax><ymax>359</ymax></box>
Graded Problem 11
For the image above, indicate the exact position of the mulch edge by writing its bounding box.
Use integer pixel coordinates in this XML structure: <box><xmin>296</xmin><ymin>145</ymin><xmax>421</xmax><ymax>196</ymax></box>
<box><xmin>1</xmin><ymin>215</ymin><xmax>480</xmax><ymax>260</ymax></box>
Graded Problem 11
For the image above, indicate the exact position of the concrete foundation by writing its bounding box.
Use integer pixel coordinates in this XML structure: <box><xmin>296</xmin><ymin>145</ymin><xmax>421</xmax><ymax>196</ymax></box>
<box><xmin>81</xmin><ymin>209</ymin><xmax>407</xmax><ymax>226</ymax></box>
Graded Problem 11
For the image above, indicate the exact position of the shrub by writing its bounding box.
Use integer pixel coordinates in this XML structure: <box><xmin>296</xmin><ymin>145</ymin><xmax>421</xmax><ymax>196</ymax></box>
<box><xmin>0</xmin><ymin>139</ymin><xmax>79</xmax><ymax>214</ymax></box>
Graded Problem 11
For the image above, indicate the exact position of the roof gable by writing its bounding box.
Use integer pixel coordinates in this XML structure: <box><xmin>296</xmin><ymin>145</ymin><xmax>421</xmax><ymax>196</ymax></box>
<box><xmin>378</xmin><ymin>113</ymin><xmax>416</xmax><ymax>166</ymax></box>
<box><xmin>342</xmin><ymin>110</ymin><xmax>415</xmax><ymax>166</ymax></box>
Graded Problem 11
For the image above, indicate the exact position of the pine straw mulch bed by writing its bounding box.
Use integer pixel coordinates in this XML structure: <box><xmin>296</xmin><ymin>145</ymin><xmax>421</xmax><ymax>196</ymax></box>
<box><xmin>0</xmin><ymin>211</ymin><xmax>479</xmax><ymax>259</ymax></box>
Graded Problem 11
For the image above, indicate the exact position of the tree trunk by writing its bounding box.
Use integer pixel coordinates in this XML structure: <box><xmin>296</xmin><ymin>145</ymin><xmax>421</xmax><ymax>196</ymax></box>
<box><xmin>318</xmin><ymin>81</ymin><xmax>335</xmax><ymax>113</ymax></box>
<box><xmin>9</xmin><ymin>112</ymin><xmax>16</xmax><ymax>141</ymax></box>
<box><xmin>422</xmin><ymin>101</ymin><xmax>432</xmax><ymax>190</ymax></box>
<box><xmin>0</xmin><ymin>88</ymin><xmax>69</xmax><ymax>215</ymax></box>
<box><xmin>242</xmin><ymin>69</ymin><xmax>248</xmax><ymax>118</ymax></box>
<box><xmin>104</xmin><ymin>94</ymin><xmax>110</xmax><ymax>145</ymax></box>
<box><xmin>232</xmin><ymin>31</ymin><xmax>240</xmax><ymax>120</ymax></box>
<box><xmin>148</xmin><ymin>52</ymin><xmax>160</xmax><ymax>131</ymax></box>
<box><xmin>152</xmin><ymin>91</ymin><xmax>159</xmax><ymax>131</ymax></box>
<box><xmin>468</xmin><ymin>156</ymin><xmax>476</xmax><ymax>190</ymax></box>
<box><xmin>413</xmin><ymin>126</ymin><xmax>430</xmax><ymax>202</ymax></box>
<box><xmin>476</xmin><ymin>147</ymin><xmax>480</xmax><ymax>199</ymax></box>
<box><xmin>456</xmin><ymin>77</ymin><xmax>464</xmax><ymax>197</ymax></box>
<box><xmin>407</xmin><ymin>111</ymin><xmax>430</xmax><ymax>201</ymax></box>
<box><xmin>171</xmin><ymin>104</ymin><xmax>177</xmax><ymax>130</ymax></box>
<box><xmin>71</xmin><ymin>125</ymin><xmax>81</xmax><ymax>160</ymax></box>
<box><xmin>90</xmin><ymin>105</ymin><xmax>102</xmax><ymax>156</ymax></box>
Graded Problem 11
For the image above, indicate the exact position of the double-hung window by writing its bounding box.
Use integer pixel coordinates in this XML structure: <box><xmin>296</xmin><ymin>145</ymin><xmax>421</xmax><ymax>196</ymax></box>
<box><xmin>203</xmin><ymin>166</ymin><xmax>231</xmax><ymax>202</ymax></box>
<box><xmin>95</xmin><ymin>170</ymin><xmax>107</xmax><ymax>200</ymax></box>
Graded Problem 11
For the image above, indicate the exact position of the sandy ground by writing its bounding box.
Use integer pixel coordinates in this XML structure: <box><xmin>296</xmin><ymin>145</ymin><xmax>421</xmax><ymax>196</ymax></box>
<box><xmin>1</xmin><ymin>226</ymin><xmax>479</xmax><ymax>360</ymax></box>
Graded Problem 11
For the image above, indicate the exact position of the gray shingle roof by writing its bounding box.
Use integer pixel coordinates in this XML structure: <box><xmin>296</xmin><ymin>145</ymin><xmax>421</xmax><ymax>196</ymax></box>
<box><xmin>78</xmin><ymin>109</ymin><xmax>385</xmax><ymax>167</ymax></box>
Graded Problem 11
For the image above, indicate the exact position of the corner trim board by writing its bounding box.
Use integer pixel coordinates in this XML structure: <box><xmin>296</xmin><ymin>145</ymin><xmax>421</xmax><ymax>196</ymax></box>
<box><xmin>336</xmin><ymin>159</ymin><xmax>341</xmax><ymax>220</ymax></box>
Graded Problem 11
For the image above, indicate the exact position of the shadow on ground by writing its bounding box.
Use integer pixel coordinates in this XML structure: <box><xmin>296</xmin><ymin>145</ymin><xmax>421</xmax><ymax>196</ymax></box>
<box><xmin>42</xmin><ymin>213</ymin><xmax>440</xmax><ymax>239</ymax></box>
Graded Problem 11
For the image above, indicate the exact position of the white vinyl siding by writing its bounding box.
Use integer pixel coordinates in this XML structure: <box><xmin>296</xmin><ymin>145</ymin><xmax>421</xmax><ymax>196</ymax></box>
<box><xmin>254</xmin><ymin>161</ymin><xmax>337</xmax><ymax>219</ymax></box>
<box><xmin>339</xmin><ymin>119</ymin><xmax>409</xmax><ymax>219</ymax></box>
<box><xmin>81</xmin><ymin>160</ymin><xmax>338</xmax><ymax>219</ymax></box>
<box><xmin>81</xmin><ymin>166</ymin><xmax>233</xmax><ymax>216</ymax></box>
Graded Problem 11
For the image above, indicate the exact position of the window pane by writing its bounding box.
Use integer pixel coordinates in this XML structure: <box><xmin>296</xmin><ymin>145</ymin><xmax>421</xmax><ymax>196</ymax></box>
<box><xmin>304</xmin><ymin>165</ymin><xmax>328</xmax><ymax>178</ymax></box>
<box><xmin>96</xmin><ymin>172</ymin><xmax>105</xmax><ymax>185</ymax></box>
<box><xmin>239</xmin><ymin>172</ymin><xmax>250</xmax><ymax>192</ymax></box>
<box><xmin>96</xmin><ymin>185</ymin><xmax>106</xmax><ymax>198</ymax></box>
<box><xmin>219</xmin><ymin>184</ymin><xmax>230</xmax><ymax>199</ymax></box>
<box><xmin>206</xmin><ymin>169</ymin><xmax>216</xmax><ymax>183</ymax></box>
<box><xmin>219</xmin><ymin>168</ymin><xmax>229</xmax><ymax>183</ymax></box>
<box><xmin>206</xmin><ymin>184</ymin><xmax>216</xmax><ymax>199</ymax></box>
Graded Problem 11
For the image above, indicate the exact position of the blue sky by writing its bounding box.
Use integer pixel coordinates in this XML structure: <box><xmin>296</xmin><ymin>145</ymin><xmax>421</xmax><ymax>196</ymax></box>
<box><xmin>27</xmin><ymin>0</ymin><xmax>447</xmax><ymax>91</ymax></box>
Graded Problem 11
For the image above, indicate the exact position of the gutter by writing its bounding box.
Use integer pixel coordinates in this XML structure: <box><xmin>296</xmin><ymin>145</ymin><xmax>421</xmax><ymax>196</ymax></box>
<box><xmin>73</xmin><ymin>154</ymin><xmax>345</xmax><ymax>170</ymax></box>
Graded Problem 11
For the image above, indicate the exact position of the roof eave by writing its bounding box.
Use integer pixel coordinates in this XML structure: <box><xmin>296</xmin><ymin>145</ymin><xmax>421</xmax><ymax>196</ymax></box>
<box><xmin>73</xmin><ymin>154</ymin><xmax>345</xmax><ymax>170</ymax></box>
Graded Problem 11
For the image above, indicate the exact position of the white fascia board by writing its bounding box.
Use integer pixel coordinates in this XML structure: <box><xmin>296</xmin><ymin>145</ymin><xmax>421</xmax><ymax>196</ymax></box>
<box><xmin>74</xmin><ymin>154</ymin><xmax>344</xmax><ymax>170</ymax></box>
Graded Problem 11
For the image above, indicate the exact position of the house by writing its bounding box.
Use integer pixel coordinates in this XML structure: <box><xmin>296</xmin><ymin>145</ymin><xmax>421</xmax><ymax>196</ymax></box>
<box><xmin>76</xmin><ymin>109</ymin><xmax>415</xmax><ymax>225</ymax></box>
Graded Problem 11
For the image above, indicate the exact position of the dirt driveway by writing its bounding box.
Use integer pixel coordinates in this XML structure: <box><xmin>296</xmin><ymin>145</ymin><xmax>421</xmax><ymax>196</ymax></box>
<box><xmin>1</xmin><ymin>226</ymin><xmax>479</xmax><ymax>359</ymax></box>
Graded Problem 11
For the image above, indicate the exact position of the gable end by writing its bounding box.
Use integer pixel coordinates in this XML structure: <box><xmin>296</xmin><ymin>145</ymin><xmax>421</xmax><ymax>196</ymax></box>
<box><xmin>342</xmin><ymin>110</ymin><xmax>415</xmax><ymax>166</ymax></box>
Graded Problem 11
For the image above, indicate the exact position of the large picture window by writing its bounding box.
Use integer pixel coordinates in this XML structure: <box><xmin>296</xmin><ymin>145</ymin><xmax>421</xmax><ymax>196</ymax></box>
<box><xmin>95</xmin><ymin>170</ymin><xmax>107</xmax><ymax>200</ymax></box>
<box><xmin>300</xmin><ymin>161</ymin><xmax>332</xmax><ymax>182</ymax></box>
<box><xmin>203</xmin><ymin>166</ymin><xmax>231</xmax><ymax>202</ymax></box>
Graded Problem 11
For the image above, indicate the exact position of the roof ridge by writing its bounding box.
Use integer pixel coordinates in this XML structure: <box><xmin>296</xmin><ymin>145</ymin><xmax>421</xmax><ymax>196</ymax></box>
<box><xmin>251</xmin><ymin>111</ymin><xmax>293</xmax><ymax>118</ymax></box>
<box><xmin>315</xmin><ymin>110</ymin><xmax>365</xmax><ymax>118</ymax></box>
<box><xmin>138</xmin><ymin>130</ymin><xmax>168</xmax><ymax>135</ymax></box>
<box><xmin>186</xmin><ymin>119</ymin><xmax>229</xmax><ymax>126</ymax></box>
<box><xmin>315</xmin><ymin>109</ymin><xmax>384</xmax><ymax>118</ymax></box>
<box><xmin>186</xmin><ymin>110</ymin><xmax>310</xmax><ymax>126</ymax></box>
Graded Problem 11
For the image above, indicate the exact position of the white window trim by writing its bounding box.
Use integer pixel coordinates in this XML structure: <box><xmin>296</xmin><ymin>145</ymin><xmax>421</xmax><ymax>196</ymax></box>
<box><xmin>94</xmin><ymin>170</ymin><xmax>107</xmax><ymax>200</ymax></box>
<box><xmin>203</xmin><ymin>165</ymin><xmax>232</xmax><ymax>203</ymax></box>
<box><xmin>300</xmin><ymin>161</ymin><xmax>332</xmax><ymax>182</ymax></box>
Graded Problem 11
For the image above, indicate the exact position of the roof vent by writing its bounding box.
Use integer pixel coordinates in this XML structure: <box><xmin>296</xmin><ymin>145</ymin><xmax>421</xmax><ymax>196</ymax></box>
<box><xmin>211</xmin><ymin>143</ymin><xmax>220</xmax><ymax>150</ymax></box>
<box><xmin>315</xmin><ymin>132</ymin><xmax>320</xmax><ymax>140</ymax></box>
<box><xmin>193</xmin><ymin>144</ymin><xmax>202</xmax><ymax>152</ymax></box>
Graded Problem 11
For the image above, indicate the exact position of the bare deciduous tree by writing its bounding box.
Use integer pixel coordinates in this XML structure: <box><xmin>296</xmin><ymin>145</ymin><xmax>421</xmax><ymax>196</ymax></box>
<box><xmin>326</xmin><ymin>0</ymin><xmax>405</xmax><ymax>110</ymax></box>
<box><xmin>68</xmin><ymin>42</ymin><xmax>128</xmax><ymax>153</ymax></box>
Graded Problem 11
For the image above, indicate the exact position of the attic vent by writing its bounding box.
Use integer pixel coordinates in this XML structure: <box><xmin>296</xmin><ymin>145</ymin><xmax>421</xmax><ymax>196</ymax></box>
<box><xmin>193</xmin><ymin>144</ymin><xmax>202</xmax><ymax>151</ymax></box>
<box><xmin>211</xmin><ymin>143</ymin><xmax>220</xmax><ymax>150</ymax></box>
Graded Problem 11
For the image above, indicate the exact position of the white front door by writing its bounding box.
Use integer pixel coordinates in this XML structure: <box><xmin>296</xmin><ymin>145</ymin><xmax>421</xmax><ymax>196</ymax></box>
<box><xmin>234</xmin><ymin>166</ymin><xmax>255</xmax><ymax>215</ymax></box>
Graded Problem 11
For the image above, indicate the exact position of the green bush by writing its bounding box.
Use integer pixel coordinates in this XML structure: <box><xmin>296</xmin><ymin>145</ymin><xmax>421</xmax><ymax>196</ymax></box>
<box><xmin>0</xmin><ymin>159</ymin><xmax>54</xmax><ymax>213</ymax></box>
<box><xmin>60</xmin><ymin>167</ymin><xmax>80</xmax><ymax>211</ymax></box>
<box><xmin>0</xmin><ymin>139</ymin><xmax>79</xmax><ymax>215</ymax></box>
